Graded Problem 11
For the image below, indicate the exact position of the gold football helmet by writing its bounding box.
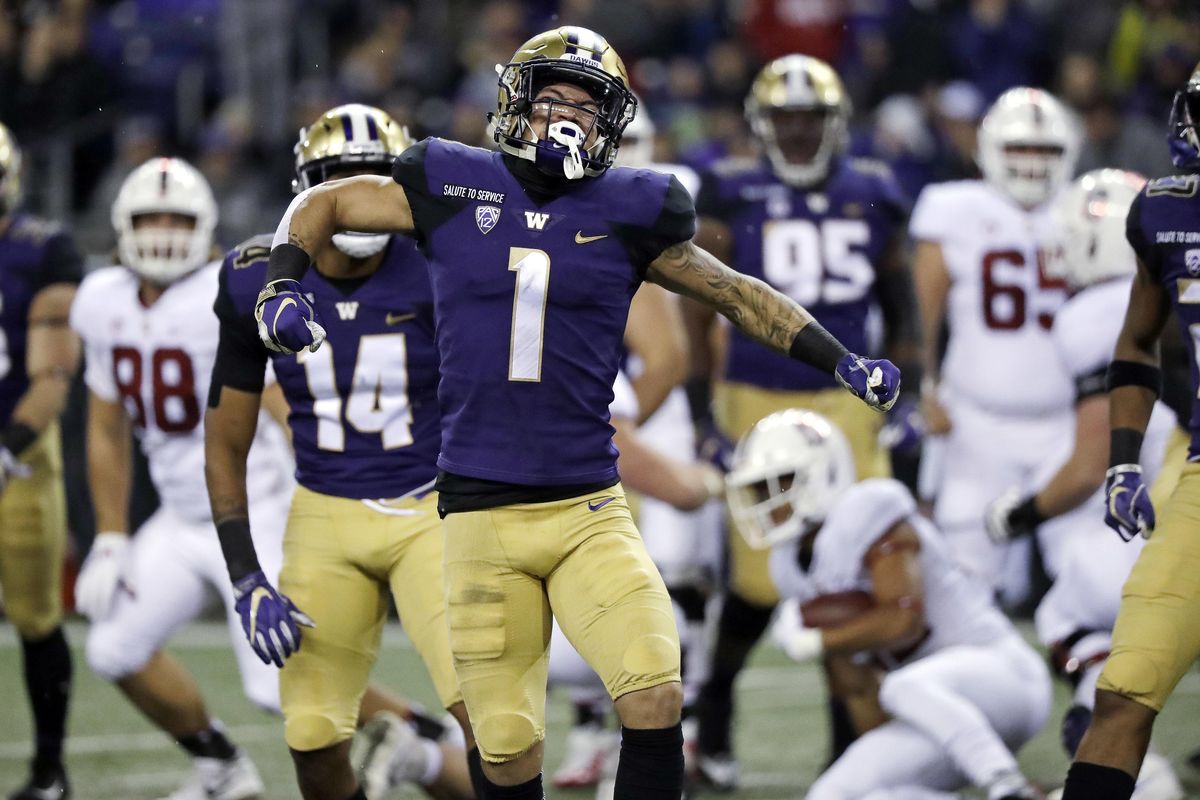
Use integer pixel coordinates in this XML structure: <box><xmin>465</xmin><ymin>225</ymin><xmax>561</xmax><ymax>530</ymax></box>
<box><xmin>0</xmin><ymin>122</ymin><xmax>22</xmax><ymax>216</ymax></box>
<box><xmin>293</xmin><ymin>103</ymin><xmax>414</xmax><ymax>192</ymax></box>
<box><xmin>745</xmin><ymin>55</ymin><xmax>850</xmax><ymax>187</ymax></box>
<box><xmin>492</xmin><ymin>26</ymin><xmax>636</xmax><ymax>179</ymax></box>
<box><xmin>294</xmin><ymin>104</ymin><xmax>414</xmax><ymax>258</ymax></box>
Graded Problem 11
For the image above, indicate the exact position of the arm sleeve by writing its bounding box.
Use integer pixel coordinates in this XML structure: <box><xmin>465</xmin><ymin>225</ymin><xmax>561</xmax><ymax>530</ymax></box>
<box><xmin>614</xmin><ymin>175</ymin><xmax>697</xmax><ymax>276</ymax></box>
<box><xmin>209</xmin><ymin>268</ymin><xmax>269</xmax><ymax>404</ymax></box>
<box><xmin>35</xmin><ymin>232</ymin><xmax>85</xmax><ymax>289</ymax></box>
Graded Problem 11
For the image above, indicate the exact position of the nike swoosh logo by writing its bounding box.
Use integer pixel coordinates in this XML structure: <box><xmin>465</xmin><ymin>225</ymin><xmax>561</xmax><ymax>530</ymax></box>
<box><xmin>272</xmin><ymin>297</ymin><xmax>297</xmax><ymax>339</ymax></box>
<box><xmin>575</xmin><ymin>232</ymin><xmax>608</xmax><ymax>244</ymax></box>
<box><xmin>587</xmin><ymin>497</ymin><xmax>615</xmax><ymax>511</ymax></box>
<box><xmin>386</xmin><ymin>312</ymin><xmax>415</xmax><ymax>325</ymax></box>
<box><xmin>248</xmin><ymin>587</ymin><xmax>271</xmax><ymax>639</ymax></box>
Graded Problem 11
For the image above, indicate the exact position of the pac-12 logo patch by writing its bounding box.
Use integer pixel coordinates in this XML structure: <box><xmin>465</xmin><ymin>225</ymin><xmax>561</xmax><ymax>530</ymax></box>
<box><xmin>476</xmin><ymin>205</ymin><xmax>501</xmax><ymax>234</ymax></box>
<box><xmin>1186</xmin><ymin>249</ymin><xmax>1200</xmax><ymax>276</ymax></box>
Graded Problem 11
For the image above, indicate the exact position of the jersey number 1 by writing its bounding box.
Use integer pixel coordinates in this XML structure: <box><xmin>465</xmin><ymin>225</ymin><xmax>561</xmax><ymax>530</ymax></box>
<box><xmin>508</xmin><ymin>247</ymin><xmax>550</xmax><ymax>382</ymax></box>
<box><xmin>298</xmin><ymin>334</ymin><xmax>413</xmax><ymax>451</ymax></box>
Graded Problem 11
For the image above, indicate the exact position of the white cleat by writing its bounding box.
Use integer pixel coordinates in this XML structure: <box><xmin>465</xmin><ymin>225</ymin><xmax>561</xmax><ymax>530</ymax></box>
<box><xmin>552</xmin><ymin>723</ymin><xmax>618</xmax><ymax>789</ymax></box>
<box><xmin>159</xmin><ymin>753</ymin><xmax>264</xmax><ymax>800</ymax></box>
<box><xmin>355</xmin><ymin>712</ymin><xmax>431</xmax><ymax>798</ymax></box>
<box><xmin>695</xmin><ymin>752</ymin><xmax>740</xmax><ymax>793</ymax></box>
<box><xmin>1133</xmin><ymin>752</ymin><xmax>1185</xmax><ymax>800</ymax></box>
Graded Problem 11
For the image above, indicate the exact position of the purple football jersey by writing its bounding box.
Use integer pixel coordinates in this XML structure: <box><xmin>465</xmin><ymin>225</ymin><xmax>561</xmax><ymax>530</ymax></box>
<box><xmin>1126</xmin><ymin>175</ymin><xmax>1200</xmax><ymax>459</ymax></box>
<box><xmin>218</xmin><ymin>235</ymin><xmax>440</xmax><ymax>499</ymax></box>
<box><xmin>0</xmin><ymin>214</ymin><xmax>83</xmax><ymax>425</ymax></box>
<box><xmin>392</xmin><ymin>138</ymin><xmax>694</xmax><ymax>486</ymax></box>
<box><xmin>698</xmin><ymin>156</ymin><xmax>907</xmax><ymax>391</ymax></box>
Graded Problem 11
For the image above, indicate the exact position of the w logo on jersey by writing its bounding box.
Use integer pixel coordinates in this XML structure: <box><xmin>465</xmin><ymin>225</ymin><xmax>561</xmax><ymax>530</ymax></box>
<box><xmin>335</xmin><ymin>301</ymin><xmax>359</xmax><ymax>320</ymax></box>
<box><xmin>524</xmin><ymin>211</ymin><xmax>550</xmax><ymax>230</ymax></box>
<box><xmin>476</xmin><ymin>205</ymin><xmax>501</xmax><ymax>235</ymax></box>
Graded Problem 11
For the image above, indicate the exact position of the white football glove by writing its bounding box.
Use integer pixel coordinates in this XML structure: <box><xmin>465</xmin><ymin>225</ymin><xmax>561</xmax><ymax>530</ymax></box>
<box><xmin>770</xmin><ymin>599</ymin><xmax>824</xmax><ymax>664</ymax></box>
<box><xmin>75</xmin><ymin>532</ymin><xmax>131</xmax><ymax>620</ymax></box>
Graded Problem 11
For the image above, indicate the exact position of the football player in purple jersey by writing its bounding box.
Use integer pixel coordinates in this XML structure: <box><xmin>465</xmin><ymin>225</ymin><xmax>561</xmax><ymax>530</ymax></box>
<box><xmin>685</xmin><ymin>55</ymin><xmax>918</xmax><ymax>788</ymax></box>
<box><xmin>0</xmin><ymin>122</ymin><xmax>83</xmax><ymax>800</ymax></box>
<box><xmin>1059</xmin><ymin>61</ymin><xmax>1200</xmax><ymax>800</ymax></box>
<box><xmin>243</xmin><ymin>27</ymin><xmax>899</xmax><ymax>800</ymax></box>
<box><xmin>205</xmin><ymin>105</ymin><xmax>477</xmax><ymax>800</ymax></box>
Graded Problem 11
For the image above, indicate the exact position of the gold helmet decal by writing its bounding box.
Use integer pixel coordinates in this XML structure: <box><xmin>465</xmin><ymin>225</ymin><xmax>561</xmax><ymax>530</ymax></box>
<box><xmin>0</xmin><ymin>122</ymin><xmax>22</xmax><ymax>215</ymax></box>
<box><xmin>745</xmin><ymin>55</ymin><xmax>850</xmax><ymax>187</ymax></box>
<box><xmin>293</xmin><ymin>104</ymin><xmax>414</xmax><ymax>192</ymax></box>
<box><xmin>492</xmin><ymin>26</ymin><xmax>636</xmax><ymax>179</ymax></box>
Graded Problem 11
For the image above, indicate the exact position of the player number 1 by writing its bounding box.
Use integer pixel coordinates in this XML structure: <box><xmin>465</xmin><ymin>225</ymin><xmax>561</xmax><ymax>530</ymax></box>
<box><xmin>508</xmin><ymin>247</ymin><xmax>550</xmax><ymax>382</ymax></box>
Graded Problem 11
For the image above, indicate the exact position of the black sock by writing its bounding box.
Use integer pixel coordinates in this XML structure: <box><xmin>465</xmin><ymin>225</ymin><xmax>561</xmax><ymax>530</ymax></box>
<box><xmin>409</xmin><ymin>708</ymin><xmax>449</xmax><ymax>741</ymax></box>
<box><xmin>178</xmin><ymin>725</ymin><xmax>238</xmax><ymax>760</ymax></box>
<box><xmin>668</xmin><ymin>584</ymin><xmax>708</xmax><ymax>622</ymax></box>
<box><xmin>697</xmin><ymin>591</ymin><xmax>774</xmax><ymax>754</ymax></box>
<box><xmin>343</xmin><ymin>788</ymin><xmax>368</xmax><ymax>800</ymax></box>
<box><xmin>483</xmin><ymin>773</ymin><xmax>543</xmax><ymax>799</ymax></box>
<box><xmin>827</xmin><ymin>697</ymin><xmax>856</xmax><ymax>765</ymax></box>
<box><xmin>1061</xmin><ymin>762</ymin><xmax>1136</xmax><ymax>800</ymax></box>
<box><xmin>467</xmin><ymin>747</ymin><xmax>487</xmax><ymax>799</ymax></box>
<box><xmin>614</xmin><ymin>724</ymin><xmax>684</xmax><ymax>800</ymax></box>
<box><xmin>21</xmin><ymin>627</ymin><xmax>72</xmax><ymax>771</ymax></box>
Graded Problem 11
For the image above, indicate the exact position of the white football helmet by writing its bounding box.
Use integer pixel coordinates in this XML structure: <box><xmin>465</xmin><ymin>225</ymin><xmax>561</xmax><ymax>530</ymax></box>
<box><xmin>977</xmin><ymin>87</ymin><xmax>1080</xmax><ymax>208</ymax></box>
<box><xmin>1048</xmin><ymin>169</ymin><xmax>1146</xmax><ymax>289</ymax></box>
<box><xmin>111</xmin><ymin>158</ymin><xmax>217</xmax><ymax>284</ymax></box>
<box><xmin>726</xmin><ymin>409</ymin><xmax>856</xmax><ymax>549</ymax></box>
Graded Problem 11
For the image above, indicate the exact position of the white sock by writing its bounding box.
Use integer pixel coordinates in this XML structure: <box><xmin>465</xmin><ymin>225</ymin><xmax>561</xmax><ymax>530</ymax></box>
<box><xmin>419</xmin><ymin>739</ymin><xmax>443</xmax><ymax>787</ymax></box>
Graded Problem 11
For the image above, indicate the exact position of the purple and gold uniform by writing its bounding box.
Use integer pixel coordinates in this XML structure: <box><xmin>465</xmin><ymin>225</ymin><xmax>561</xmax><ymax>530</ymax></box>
<box><xmin>215</xmin><ymin>234</ymin><xmax>460</xmax><ymax>750</ymax></box>
<box><xmin>392</xmin><ymin>138</ymin><xmax>692</xmax><ymax>762</ymax></box>
<box><xmin>0</xmin><ymin>213</ymin><xmax>80</xmax><ymax>638</ymax></box>
<box><xmin>699</xmin><ymin>155</ymin><xmax>907</xmax><ymax>604</ymax></box>
<box><xmin>1097</xmin><ymin>174</ymin><xmax>1200</xmax><ymax>711</ymax></box>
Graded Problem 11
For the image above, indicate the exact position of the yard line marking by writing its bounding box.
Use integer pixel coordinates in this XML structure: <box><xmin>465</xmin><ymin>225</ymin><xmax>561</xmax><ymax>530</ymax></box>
<box><xmin>0</xmin><ymin>723</ymin><xmax>280</xmax><ymax>759</ymax></box>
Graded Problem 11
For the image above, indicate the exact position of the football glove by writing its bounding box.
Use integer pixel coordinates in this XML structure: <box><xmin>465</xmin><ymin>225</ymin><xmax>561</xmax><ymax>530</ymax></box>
<box><xmin>877</xmin><ymin>398</ymin><xmax>925</xmax><ymax>453</ymax></box>
<box><xmin>984</xmin><ymin>488</ymin><xmax>1039</xmax><ymax>544</ymax></box>
<box><xmin>254</xmin><ymin>279</ymin><xmax>326</xmax><ymax>354</ymax></box>
<box><xmin>233</xmin><ymin>570</ymin><xmax>315</xmax><ymax>667</ymax></box>
<box><xmin>1104</xmin><ymin>463</ymin><xmax>1155</xmax><ymax>541</ymax></box>
<box><xmin>695</xmin><ymin>418</ymin><xmax>735</xmax><ymax>474</ymax></box>
<box><xmin>75</xmin><ymin>532</ymin><xmax>131</xmax><ymax>620</ymax></box>
<box><xmin>770</xmin><ymin>600</ymin><xmax>824</xmax><ymax>664</ymax></box>
<box><xmin>835</xmin><ymin>353</ymin><xmax>900</xmax><ymax>412</ymax></box>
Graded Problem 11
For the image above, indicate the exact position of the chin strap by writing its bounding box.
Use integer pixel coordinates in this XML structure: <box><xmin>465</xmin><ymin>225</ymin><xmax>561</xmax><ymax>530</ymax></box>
<box><xmin>548</xmin><ymin>121</ymin><xmax>586</xmax><ymax>179</ymax></box>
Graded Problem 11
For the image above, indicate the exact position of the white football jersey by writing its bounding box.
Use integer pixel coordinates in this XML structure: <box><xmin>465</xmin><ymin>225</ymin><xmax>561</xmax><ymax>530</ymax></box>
<box><xmin>770</xmin><ymin>479</ymin><xmax>1014</xmax><ymax>662</ymax></box>
<box><xmin>610</xmin><ymin>369</ymin><xmax>639</xmax><ymax>422</ymax></box>
<box><xmin>1051</xmin><ymin>278</ymin><xmax>1176</xmax><ymax>479</ymax></box>
<box><xmin>71</xmin><ymin>262</ymin><xmax>292</xmax><ymax>522</ymax></box>
<box><xmin>911</xmin><ymin>180</ymin><xmax>1073</xmax><ymax>414</ymax></box>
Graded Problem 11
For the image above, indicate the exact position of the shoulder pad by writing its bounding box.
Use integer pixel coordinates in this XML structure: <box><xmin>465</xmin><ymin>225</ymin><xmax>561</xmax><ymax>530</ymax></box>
<box><xmin>1145</xmin><ymin>174</ymin><xmax>1199</xmax><ymax>199</ymax></box>
<box><xmin>813</xmin><ymin>479</ymin><xmax>916</xmax><ymax>588</ymax></box>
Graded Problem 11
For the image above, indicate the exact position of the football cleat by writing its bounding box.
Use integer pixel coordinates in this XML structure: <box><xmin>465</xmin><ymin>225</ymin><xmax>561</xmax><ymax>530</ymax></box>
<box><xmin>986</xmin><ymin>771</ymin><xmax>1041</xmax><ymax>800</ymax></box>
<box><xmin>1133</xmin><ymin>752</ymin><xmax>1184</xmax><ymax>800</ymax></box>
<box><xmin>159</xmin><ymin>753</ymin><xmax>263</xmax><ymax>800</ymax></box>
<box><xmin>355</xmin><ymin>712</ymin><xmax>433</xmax><ymax>797</ymax></box>
<box><xmin>552</xmin><ymin>723</ymin><xmax>618</xmax><ymax>788</ymax></box>
<box><xmin>694</xmin><ymin>752</ymin><xmax>740</xmax><ymax>793</ymax></box>
<box><xmin>8</xmin><ymin>765</ymin><xmax>69</xmax><ymax>800</ymax></box>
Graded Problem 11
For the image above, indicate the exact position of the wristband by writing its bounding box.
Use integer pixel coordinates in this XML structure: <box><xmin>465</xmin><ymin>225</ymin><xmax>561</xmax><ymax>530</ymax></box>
<box><xmin>1</xmin><ymin>421</ymin><xmax>38</xmax><ymax>457</ymax></box>
<box><xmin>1008</xmin><ymin>495</ymin><xmax>1047</xmax><ymax>531</ymax></box>
<box><xmin>1106</xmin><ymin>360</ymin><xmax>1161</xmax><ymax>395</ymax></box>
<box><xmin>215</xmin><ymin>516</ymin><xmax>262</xmax><ymax>583</ymax></box>
<box><xmin>789</xmin><ymin>323</ymin><xmax>849</xmax><ymax>373</ymax></box>
<box><xmin>265</xmin><ymin>243</ymin><xmax>312</xmax><ymax>285</ymax></box>
<box><xmin>1109</xmin><ymin>427</ymin><xmax>1144</xmax><ymax>469</ymax></box>
<box><xmin>684</xmin><ymin>377</ymin><xmax>712</xmax><ymax>424</ymax></box>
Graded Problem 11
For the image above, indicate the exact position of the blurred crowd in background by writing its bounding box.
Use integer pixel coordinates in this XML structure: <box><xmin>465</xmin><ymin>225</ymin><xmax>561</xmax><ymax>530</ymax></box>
<box><xmin>2</xmin><ymin>0</ymin><xmax>1199</xmax><ymax>262</ymax></box>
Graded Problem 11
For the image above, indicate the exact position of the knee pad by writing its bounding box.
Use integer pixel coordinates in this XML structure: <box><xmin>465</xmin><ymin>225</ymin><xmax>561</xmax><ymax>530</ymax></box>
<box><xmin>85</xmin><ymin>624</ymin><xmax>152</xmax><ymax>682</ymax></box>
<box><xmin>621</xmin><ymin>633</ymin><xmax>681</xmax><ymax>685</ymax></box>
<box><xmin>1061</xmin><ymin>703</ymin><xmax>1091</xmax><ymax>758</ymax></box>
<box><xmin>285</xmin><ymin>713</ymin><xmax>350</xmax><ymax>752</ymax></box>
<box><xmin>475</xmin><ymin>711</ymin><xmax>540</xmax><ymax>763</ymax></box>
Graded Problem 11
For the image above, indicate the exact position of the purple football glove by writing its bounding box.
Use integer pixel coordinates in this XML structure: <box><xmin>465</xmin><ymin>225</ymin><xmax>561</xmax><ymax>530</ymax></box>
<box><xmin>878</xmin><ymin>398</ymin><xmax>925</xmax><ymax>453</ymax></box>
<box><xmin>835</xmin><ymin>353</ymin><xmax>901</xmax><ymax>412</ymax></box>
<box><xmin>233</xmin><ymin>570</ymin><xmax>315</xmax><ymax>668</ymax></box>
<box><xmin>255</xmin><ymin>279</ymin><xmax>326</xmax><ymax>354</ymax></box>
<box><xmin>696</xmin><ymin>418</ymin><xmax>735</xmax><ymax>474</ymax></box>
<box><xmin>1104</xmin><ymin>464</ymin><xmax>1155</xmax><ymax>542</ymax></box>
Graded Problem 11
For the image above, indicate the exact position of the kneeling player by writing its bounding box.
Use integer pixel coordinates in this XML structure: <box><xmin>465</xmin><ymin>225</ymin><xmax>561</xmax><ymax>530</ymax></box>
<box><xmin>205</xmin><ymin>104</ymin><xmax>476</xmax><ymax>800</ymax></box>
<box><xmin>728</xmin><ymin>410</ymin><xmax>1050</xmax><ymax>800</ymax></box>
<box><xmin>72</xmin><ymin>158</ymin><xmax>291</xmax><ymax>800</ymax></box>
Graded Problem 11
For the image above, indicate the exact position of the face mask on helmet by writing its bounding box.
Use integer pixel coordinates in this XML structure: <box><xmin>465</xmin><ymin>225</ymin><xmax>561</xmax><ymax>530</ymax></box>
<box><xmin>293</xmin><ymin>103</ymin><xmax>414</xmax><ymax>260</ymax></box>
<box><xmin>112</xmin><ymin>158</ymin><xmax>217</xmax><ymax>285</ymax></box>
<box><xmin>977</xmin><ymin>88</ymin><xmax>1080</xmax><ymax>208</ymax></box>
<box><xmin>1047</xmin><ymin>169</ymin><xmax>1145</xmax><ymax>290</ymax></box>
<box><xmin>725</xmin><ymin>409</ymin><xmax>856</xmax><ymax>549</ymax></box>
<box><xmin>0</xmin><ymin>124</ymin><xmax>21</xmax><ymax>217</ymax></box>
<box><xmin>492</xmin><ymin>27</ymin><xmax>636</xmax><ymax>180</ymax></box>
<box><xmin>1168</xmin><ymin>68</ymin><xmax>1200</xmax><ymax>171</ymax></box>
<box><xmin>617</xmin><ymin>96</ymin><xmax>655</xmax><ymax>168</ymax></box>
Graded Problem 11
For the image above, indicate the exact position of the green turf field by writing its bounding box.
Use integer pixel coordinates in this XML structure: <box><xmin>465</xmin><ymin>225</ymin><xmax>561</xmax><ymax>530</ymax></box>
<box><xmin>1</xmin><ymin>621</ymin><xmax>1198</xmax><ymax>799</ymax></box>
